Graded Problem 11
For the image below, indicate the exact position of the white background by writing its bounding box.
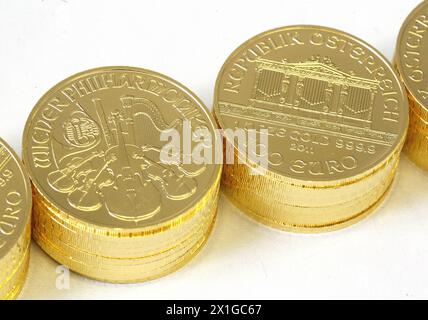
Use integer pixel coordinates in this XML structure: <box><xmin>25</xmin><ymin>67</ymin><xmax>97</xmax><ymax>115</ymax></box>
<box><xmin>0</xmin><ymin>0</ymin><xmax>426</xmax><ymax>299</ymax></box>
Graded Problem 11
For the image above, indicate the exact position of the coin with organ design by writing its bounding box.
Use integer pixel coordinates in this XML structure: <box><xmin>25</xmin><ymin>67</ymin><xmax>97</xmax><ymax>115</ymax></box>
<box><xmin>395</xmin><ymin>1</ymin><xmax>428</xmax><ymax>171</ymax></box>
<box><xmin>214</xmin><ymin>25</ymin><xmax>408</xmax><ymax>232</ymax></box>
<box><xmin>0</xmin><ymin>138</ymin><xmax>32</xmax><ymax>299</ymax></box>
<box><xmin>23</xmin><ymin>66</ymin><xmax>221</xmax><ymax>282</ymax></box>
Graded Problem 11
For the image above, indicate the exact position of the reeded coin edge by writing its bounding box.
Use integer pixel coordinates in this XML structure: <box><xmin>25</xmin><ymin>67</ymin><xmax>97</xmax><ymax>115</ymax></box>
<box><xmin>32</xmin><ymin>192</ymin><xmax>218</xmax><ymax>259</ymax></box>
<box><xmin>223</xmin><ymin>167</ymin><xmax>396</xmax><ymax>233</ymax></box>
<box><xmin>0</xmin><ymin>224</ymin><xmax>30</xmax><ymax>300</ymax></box>
<box><xmin>0</xmin><ymin>250</ymin><xmax>29</xmax><ymax>300</ymax></box>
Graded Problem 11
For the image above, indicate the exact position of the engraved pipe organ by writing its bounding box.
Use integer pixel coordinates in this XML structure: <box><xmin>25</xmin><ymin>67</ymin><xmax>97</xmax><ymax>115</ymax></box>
<box><xmin>251</xmin><ymin>59</ymin><xmax>379</xmax><ymax>129</ymax></box>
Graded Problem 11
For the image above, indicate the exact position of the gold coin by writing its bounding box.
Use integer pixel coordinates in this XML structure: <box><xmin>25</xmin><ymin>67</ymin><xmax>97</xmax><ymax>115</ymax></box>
<box><xmin>395</xmin><ymin>1</ymin><xmax>428</xmax><ymax>170</ymax></box>
<box><xmin>0</xmin><ymin>138</ymin><xmax>32</xmax><ymax>300</ymax></box>
<box><xmin>214</xmin><ymin>25</ymin><xmax>408</xmax><ymax>232</ymax></box>
<box><xmin>23</xmin><ymin>66</ymin><xmax>221</xmax><ymax>282</ymax></box>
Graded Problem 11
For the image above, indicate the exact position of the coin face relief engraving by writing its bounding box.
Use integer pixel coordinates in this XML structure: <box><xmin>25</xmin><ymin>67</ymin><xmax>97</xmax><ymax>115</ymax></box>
<box><xmin>215</xmin><ymin>26</ymin><xmax>408</xmax><ymax>181</ymax></box>
<box><xmin>63</xmin><ymin>112</ymin><xmax>100</xmax><ymax>148</ymax></box>
<box><xmin>24</xmin><ymin>68</ymin><xmax>219</xmax><ymax>228</ymax></box>
<box><xmin>0</xmin><ymin>143</ymin><xmax>31</xmax><ymax>258</ymax></box>
<box><xmin>48</xmin><ymin>95</ymin><xmax>202</xmax><ymax>222</ymax></box>
<box><xmin>253</xmin><ymin>58</ymin><xmax>378</xmax><ymax>126</ymax></box>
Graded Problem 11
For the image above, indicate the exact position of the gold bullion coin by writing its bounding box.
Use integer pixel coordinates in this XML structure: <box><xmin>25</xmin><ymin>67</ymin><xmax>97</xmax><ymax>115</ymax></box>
<box><xmin>0</xmin><ymin>138</ymin><xmax>32</xmax><ymax>299</ymax></box>
<box><xmin>214</xmin><ymin>25</ymin><xmax>408</xmax><ymax>232</ymax></box>
<box><xmin>23</xmin><ymin>66</ymin><xmax>221</xmax><ymax>282</ymax></box>
<box><xmin>395</xmin><ymin>1</ymin><xmax>428</xmax><ymax>170</ymax></box>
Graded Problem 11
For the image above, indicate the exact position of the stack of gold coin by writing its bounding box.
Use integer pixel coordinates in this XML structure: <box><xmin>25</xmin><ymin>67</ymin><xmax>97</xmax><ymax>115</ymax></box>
<box><xmin>214</xmin><ymin>25</ymin><xmax>408</xmax><ymax>232</ymax></box>
<box><xmin>0</xmin><ymin>138</ymin><xmax>32</xmax><ymax>299</ymax></box>
<box><xmin>23</xmin><ymin>67</ymin><xmax>221</xmax><ymax>283</ymax></box>
<box><xmin>395</xmin><ymin>1</ymin><xmax>428</xmax><ymax>170</ymax></box>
